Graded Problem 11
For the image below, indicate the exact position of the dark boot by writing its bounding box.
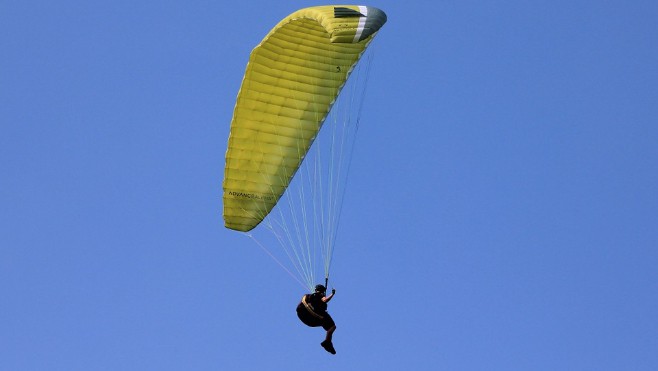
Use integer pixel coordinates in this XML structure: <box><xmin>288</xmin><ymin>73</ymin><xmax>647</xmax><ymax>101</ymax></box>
<box><xmin>321</xmin><ymin>340</ymin><xmax>336</xmax><ymax>354</ymax></box>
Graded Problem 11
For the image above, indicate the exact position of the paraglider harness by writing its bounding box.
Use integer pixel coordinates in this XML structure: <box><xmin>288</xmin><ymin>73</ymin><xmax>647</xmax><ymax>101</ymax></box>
<box><xmin>297</xmin><ymin>294</ymin><xmax>326</xmax><ymax>327</ymax></box>
<box><xmin>296</xmin><ymin>279</ymin><xmax>329</xmax><ymax>327</ymax></box>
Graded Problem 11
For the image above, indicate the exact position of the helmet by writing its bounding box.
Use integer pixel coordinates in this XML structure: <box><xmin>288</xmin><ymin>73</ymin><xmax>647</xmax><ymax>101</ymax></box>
<box><xmin>314</xmin><ymin>284</ymin><xmax>327</xmax><ymax>293</ymax></box>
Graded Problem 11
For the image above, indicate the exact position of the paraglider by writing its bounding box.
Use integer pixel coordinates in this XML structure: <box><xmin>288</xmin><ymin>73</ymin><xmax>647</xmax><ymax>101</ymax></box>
<box><xmin>222</xmin><ymin>5</ymin><xmax>386</xmax><ymax>353</ymax></box>
<box><xmin>296</xmin><ymin>285</ymin><xmax>337</xmax><ymax>354</ymax></box>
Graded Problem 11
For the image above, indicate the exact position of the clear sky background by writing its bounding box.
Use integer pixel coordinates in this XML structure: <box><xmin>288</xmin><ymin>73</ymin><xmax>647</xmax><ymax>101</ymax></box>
<box><xmin>2</xmin><ymin>1</ymin><xmax>657</xmax><ymax>370</ymax></box>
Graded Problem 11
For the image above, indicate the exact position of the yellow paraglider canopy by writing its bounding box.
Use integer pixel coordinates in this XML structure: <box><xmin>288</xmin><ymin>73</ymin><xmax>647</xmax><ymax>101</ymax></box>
<box><xmin>223</xmin><ymin>5</ymin><xmax>387</xmax><ymax>231</ymax></box>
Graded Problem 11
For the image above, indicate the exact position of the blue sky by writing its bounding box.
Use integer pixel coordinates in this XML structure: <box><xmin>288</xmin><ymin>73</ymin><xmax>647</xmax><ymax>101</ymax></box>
<box><xmin>2</xmin><ymin>1</ymin><xmax>658</xmax><ymax>370</ymax></box>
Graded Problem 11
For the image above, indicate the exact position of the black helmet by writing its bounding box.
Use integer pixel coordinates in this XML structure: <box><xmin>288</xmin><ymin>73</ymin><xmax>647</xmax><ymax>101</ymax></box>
<box><xmin>314</xmin><ymin>284</ymin><xmax>327</xmax><ymax>293</ymax></box>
